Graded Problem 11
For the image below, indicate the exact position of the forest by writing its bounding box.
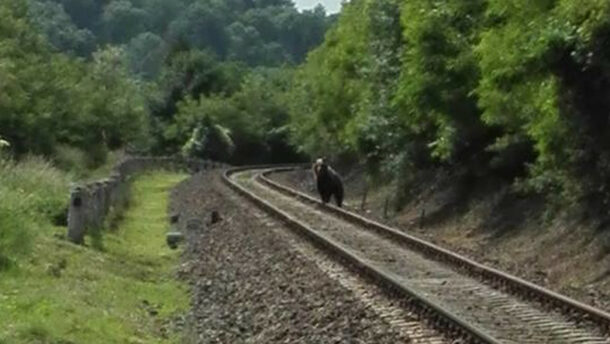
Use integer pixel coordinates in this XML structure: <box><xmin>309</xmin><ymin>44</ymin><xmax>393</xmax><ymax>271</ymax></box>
<box><xmin>3</xmin><ymin>0</ymin><xmax>610</xmax><ymax>266</ymax></box>
<box><xmin>0</xmin><ymin>0</ymin><xmax>334</xmax><ymax>165</ymax></box>
<box><xmin>288</xmin><ymin>0</ymin><xmax>610</xmax><ymax>217</ymax></box>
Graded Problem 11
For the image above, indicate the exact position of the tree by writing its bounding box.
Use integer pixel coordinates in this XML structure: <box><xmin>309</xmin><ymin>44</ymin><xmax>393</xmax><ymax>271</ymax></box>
<box><xmin>397</xmin><ymin>0</ymin><xmax>489</xmax><ymax>162</ymax></box>
<box><xmin>53</xmin><ymin>0</ymin><xmax>103</xmax><ymax>32</ymax></box>
<box><xmin>288</xmin><ymin>0</ymin><xmax>370</xmax><ymax>158</ymax></box>
<box><xmin>125</xmin><ymin>32</ymin><xmax>166</xmax><ymax>79</ymax></box>
<box><xmin>102</xmin><ymin>0</ymin><xmax>148</xmax><ymax>43</ymax></box>
<box><xmin>28</xmin><ymin>0</ymin><xmax>96</xmax><ymax>56</ymax></box>
<box><xmin>0</xmin><ymin>1</ymin><xmax>148</xmax><ymax>163</ymax></box>
<box><xmin>477</xmin><ymin>0</ymin><xmax>610</xmax><ymax>207</ymax></box>
<box><xmin>167</xmin><ymin>0</ymin><xmax>230</xmax><ymax>58</ymax></box>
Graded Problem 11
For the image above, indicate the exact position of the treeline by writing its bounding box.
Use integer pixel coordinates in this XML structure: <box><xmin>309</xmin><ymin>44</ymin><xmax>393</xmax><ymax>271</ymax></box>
<box><xmin>0</xmin><ymin>1</ymin><xmax>148</xmax><ymax>166</ymax></box>
<box><xmin>29</xmin><ymin>0</ymin><xmax>333</xmax><ymax>74</ymax></box>
<box><xmin>6</xmin><ymin>0</ymin><xmax>610</xmax><ymax>213</ymax></box>
<box><xmin>288</xmin><ymin>0</ymin><xmax>610</xmax><ymax>212</ymax></box>
<box><xmin>0</xmin><ymin>0</ymin><xmax>333</xmax><ymax>168</ymax></box>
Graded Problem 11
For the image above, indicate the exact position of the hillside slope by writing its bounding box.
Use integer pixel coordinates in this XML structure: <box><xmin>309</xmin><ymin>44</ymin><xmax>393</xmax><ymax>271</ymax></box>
<box><xmin>271</xmin><ymin>168</ymin><xmax>610</xmax><ymax>313</ymax></box>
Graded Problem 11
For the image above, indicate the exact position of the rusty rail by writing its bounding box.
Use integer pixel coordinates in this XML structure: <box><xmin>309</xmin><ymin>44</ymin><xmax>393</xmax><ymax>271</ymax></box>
<box><xmin>223</xmin><ymin>166</ymin><xmax>501</xmax><ymax>344</ymax></box>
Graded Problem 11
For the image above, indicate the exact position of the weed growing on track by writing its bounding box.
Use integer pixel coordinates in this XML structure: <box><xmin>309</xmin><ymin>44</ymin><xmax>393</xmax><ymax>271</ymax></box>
<box><xmin>0</xmin><ymin>172</ymin><xmax>189</xmax><ymax>343</ymax></box>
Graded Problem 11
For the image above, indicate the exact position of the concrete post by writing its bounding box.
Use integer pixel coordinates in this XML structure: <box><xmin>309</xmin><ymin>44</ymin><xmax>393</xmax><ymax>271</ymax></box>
<box><xmin>93</xmin><ymin>182</ymin><xmax>104</xmax><ymax>228</ymax></box>
<box><xmin>110</xmin><ymin>173</ymin><xmax>121</xmax><ymax>205</ymax></box>
<box><xmin>102</xmin><ymin>179</ymin><xmax>111</xmax><ymax>216</ymax></box>
<box><xmin>114</xmin><ymin>174</ymin><xmax>126</xmax><ymax>208</ymax></box>
<box><xmin>65</xmin><ymin>157</ymin><xmax>230</xmax><ymax>246</ymax></box>
<box><xmin>82</xmin><ymin>186</ymin><xmax>92</xmax><ymax>231</ymax></box>
<box><xmin>67</xmin><ymin>186</ymin><xmax>86</xmax><ymax>244</ymax></box>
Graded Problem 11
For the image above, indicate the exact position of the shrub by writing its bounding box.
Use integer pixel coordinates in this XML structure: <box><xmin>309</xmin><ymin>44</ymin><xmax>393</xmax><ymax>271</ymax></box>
<box><xmin>476</xmin><ymin>0</ymin><xmax>610</xmax><ymax>207</ymax></box>
<box><xmin>52</xmin><ymin>145</ymin><xmax>88</xmax><ymax>177</ymax></box>
<box><xmin>0</xmin><ymin>156</ymin><xmax>70</xmax><ymax>267</ymax></box>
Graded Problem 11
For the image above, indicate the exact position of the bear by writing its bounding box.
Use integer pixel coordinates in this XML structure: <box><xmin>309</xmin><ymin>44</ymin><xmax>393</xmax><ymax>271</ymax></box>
<box><xmin>312</xmin><ymin>158</ymin><xmax>344</xmax><ymax>207</ymax></box>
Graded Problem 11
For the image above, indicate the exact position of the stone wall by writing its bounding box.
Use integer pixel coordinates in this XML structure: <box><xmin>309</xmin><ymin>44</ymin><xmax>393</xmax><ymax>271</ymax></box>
<box><xmin>67</xmin><ymin>157</ymin><xmax>227</xmax><ymax>244</ymax></box>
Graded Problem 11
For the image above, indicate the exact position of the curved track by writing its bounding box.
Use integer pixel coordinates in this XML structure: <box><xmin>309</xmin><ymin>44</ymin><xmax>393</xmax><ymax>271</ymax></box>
<box><xmin>224</xmin><ymin>166</ymin><xmax>610</xmax><ymax>344</ymax></box>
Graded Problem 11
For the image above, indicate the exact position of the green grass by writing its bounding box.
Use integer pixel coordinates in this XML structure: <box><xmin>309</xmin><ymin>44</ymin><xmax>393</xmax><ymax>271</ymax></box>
<box><xmin>0</xmin><ymin>156</ymin><xmax>71</xmax><ymax>267</ymax></box>
<box><xmin>0</xmin><ymin>172</ymin><xmax>189</xmax><ymax>344</ymax></box>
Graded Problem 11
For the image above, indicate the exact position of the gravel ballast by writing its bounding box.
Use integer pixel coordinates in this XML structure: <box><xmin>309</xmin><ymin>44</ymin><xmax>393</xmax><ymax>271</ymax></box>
<box><xmin>170</xmin><ymin>172</ymin><xmax>408</xmax><ymax>343</ymax></box>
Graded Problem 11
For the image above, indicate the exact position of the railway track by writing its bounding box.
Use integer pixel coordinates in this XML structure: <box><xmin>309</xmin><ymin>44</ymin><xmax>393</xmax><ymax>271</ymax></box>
<box><xmin>223</xmin><ymin>165</ymin><xmax>610</xmax><ymax>344</ymax></box>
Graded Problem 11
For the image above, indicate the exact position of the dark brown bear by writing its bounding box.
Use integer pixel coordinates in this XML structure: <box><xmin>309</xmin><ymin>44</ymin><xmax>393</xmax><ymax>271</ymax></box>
<box><xmin>312</xmin><ymin>158</ymin><xmax>344</xmax><ymax>207</ymax></box>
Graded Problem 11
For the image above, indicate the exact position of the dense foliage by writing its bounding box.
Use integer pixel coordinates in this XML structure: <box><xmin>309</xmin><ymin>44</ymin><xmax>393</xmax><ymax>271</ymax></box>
<box><xmin>290</xmin><ymin>0</ymin><xmax>610</xmax><ymax>212</ymax></box>
<box><xmin>0</xmin><ymin>1</ymin><xmax>148</xmax><ymax>165</ymax></box>
<box><xmin>288</xmin><ymin>0</ymin><xmax>370</xmax><ymax>158</ymax></box>
<box><xmin>0</xmin><ymin>0</ymin><xmax>333</xmax><ymax>167</ymax></box>
<box><xmin>174</xmin><ymin>68</ymin><xmax>300</xmax><ymax>164</ymax></box>
<box><xmin>5</xmin><ymin>0</ymin><xmax>610</xmax><ymax>214</ymax></box>
<box><xmin>29</xmin><ymin>0</ymin><xmax>333</xmax><ymax>71</ymax></box>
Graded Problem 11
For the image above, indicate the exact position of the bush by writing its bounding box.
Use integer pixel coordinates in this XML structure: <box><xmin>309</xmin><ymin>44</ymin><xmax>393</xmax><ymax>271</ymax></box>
<box><xmin>0</xmin><ymin>2</ymin><xmax>149</xmax><ymax>161</ymax></box>
<box><xmin>475</xmin><ymin>0</ymin><xmax>610</xmax><ymax>206</ymax></box>
<box><xmin>397</xmin><ymin>0</ymin><xmax>488</xmax><ymax>162</ymax></box>
<box><xmin>52</xmin><ymin>145</ymin><xmax>88</xmax><ymax>176</ymax></box>
<box><xmin>0</xmin><ymin>156</ymin><xmax>70</xmax><ymax>267</ymax></box>
<box><xmin>287</xmin><ymin>0</ymin><xmax>370</xmax><ymax>158</ymax></box>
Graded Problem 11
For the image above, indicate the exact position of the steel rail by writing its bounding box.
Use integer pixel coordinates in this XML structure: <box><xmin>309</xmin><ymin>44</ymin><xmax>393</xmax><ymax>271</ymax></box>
<box><xmin>223</xmin><ymin>166</ymin><xmax>502</xmax><ymax>344</ymax></box>
<box><xmin>258</xmin><ymin>165</ymin><xmax>610</xmax><ymax>334</ymax></box>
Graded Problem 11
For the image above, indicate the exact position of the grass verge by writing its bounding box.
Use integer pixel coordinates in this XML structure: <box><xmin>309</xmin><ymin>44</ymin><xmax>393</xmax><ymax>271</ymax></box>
<box><xmin>0</xmin><ymin>172</ymin><xmax>189</xmax><ymax>344</ymax></box>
